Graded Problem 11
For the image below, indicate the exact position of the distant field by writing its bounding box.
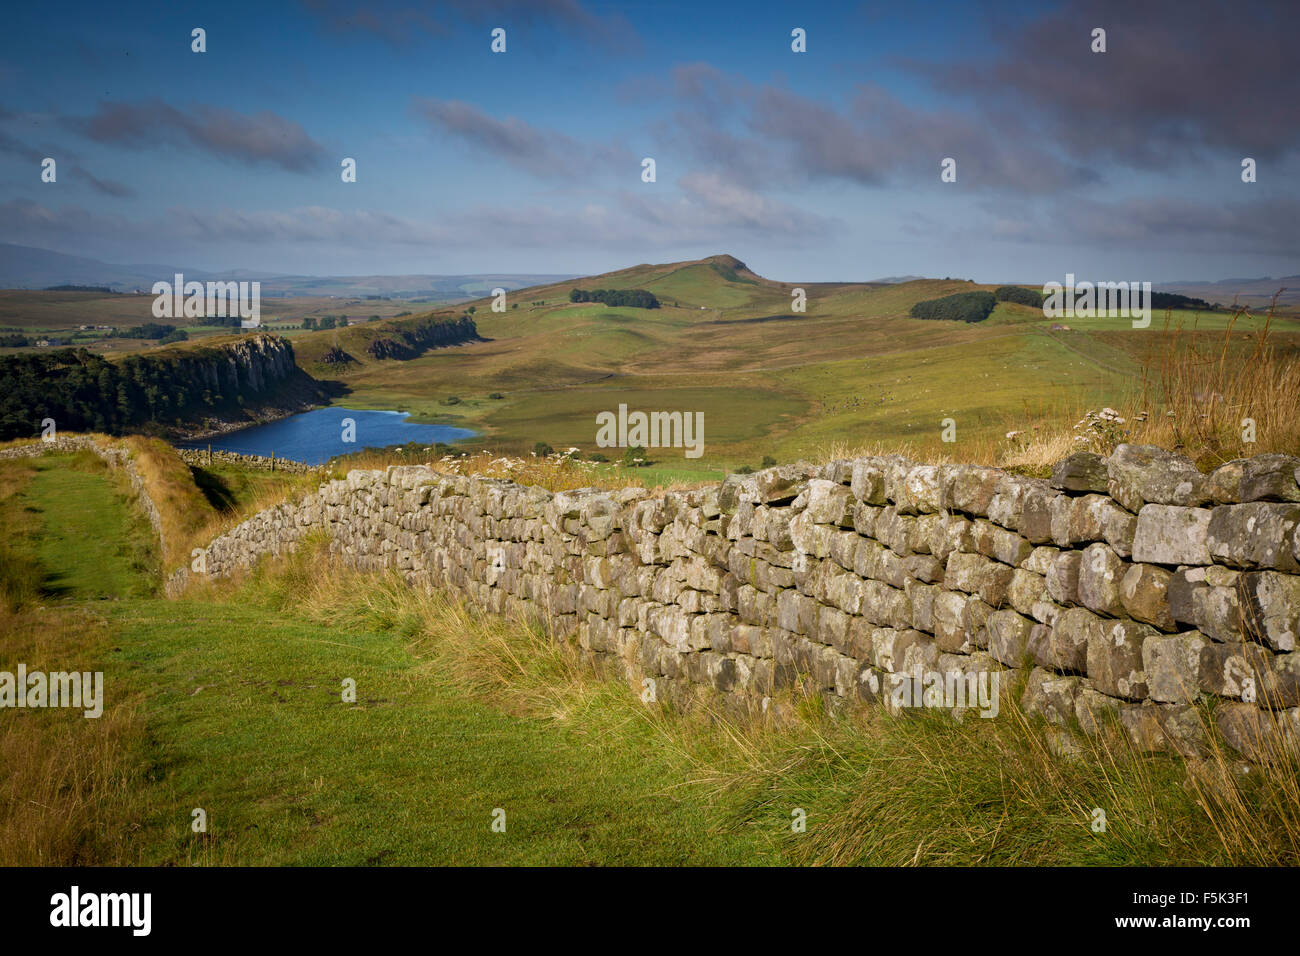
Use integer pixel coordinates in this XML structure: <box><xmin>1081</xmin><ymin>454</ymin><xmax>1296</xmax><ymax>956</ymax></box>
<box><xmin>0</xmin><ymin>290</ymin><xmax>447</xmax><ymax>355</ymax></box>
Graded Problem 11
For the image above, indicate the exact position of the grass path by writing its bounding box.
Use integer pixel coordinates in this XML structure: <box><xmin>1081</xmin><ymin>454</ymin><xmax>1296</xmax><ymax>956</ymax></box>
<box><xmin>14</xmin><ymin>453</ymin><xmax>156</xmax><ymax>601</ymax></box>
<box><xmin>106</xmin><ymin>597</ymin><xmax>778</xmax><ymax>865</ymax></box>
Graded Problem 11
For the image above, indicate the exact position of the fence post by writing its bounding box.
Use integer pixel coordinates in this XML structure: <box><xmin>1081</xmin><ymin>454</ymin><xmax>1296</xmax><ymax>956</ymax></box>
<box><xmin>207</xmin><ymin>443</ymin><xmax>212</xmax><ymax>465</ymax></box>
<box><xmin>271</xmin><ymin>451</ymin><xmax>275</xmax><ymax>472</ymax></box>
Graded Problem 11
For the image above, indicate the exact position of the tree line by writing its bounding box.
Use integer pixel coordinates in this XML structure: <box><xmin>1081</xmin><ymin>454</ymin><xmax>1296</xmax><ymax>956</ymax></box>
<box><xmin>909</xmin><ymin>291</ymin><xmax>997</xmax><ymax>323</ymax></box>
<box><xmin>568</xmin><ymin>288</ymin><xmax>660</xmax><ymax>309</ymax></box>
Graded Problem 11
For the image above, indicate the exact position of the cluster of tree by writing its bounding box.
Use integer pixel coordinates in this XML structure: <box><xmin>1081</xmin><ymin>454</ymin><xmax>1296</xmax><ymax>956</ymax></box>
<box><xmin>195</xmin><ymin>313</ymin><xmax>241</xmax><ymax>328</ymax></box>
<box><xmin>1151</xmin><ymin>291</ymin><xmax>1215</xmax><ymax>311</ymax></box>
<box><xmin>109</xmin><ymin>323</ymin><xmax>189</xmax><ymax>343</ymax></box>
<box><xmin>568</xmin><ymin>288</ymin><xmax>660</xmax><ymax>309</ymax></box>
<box><xmin>909</xmin><ymin>291</ymin><xmax>997</xmax><ymax>323</ymax></box>
<box><xmin>994</xmin><ymin>285</ymin><xmax>1044</xmax><ymax>308</ymax></box>
<box><xmin>0</xmin><ymin>350</ymin><xmax>204</xmax><ymax>438</ymax></box>
<box><xmin>303</xmin><ymin>316</ymin><xmax>341</xmax><ymax>331</ymax></box>
<box><xmin>0</xmin><ymin>333</ymin><xmax>31</xmax><ymax>348</ymax></box>
<box><xmin>43</xmin><ymin>285</ymin><xmax>117</xmax><ymax>293</ymax></box>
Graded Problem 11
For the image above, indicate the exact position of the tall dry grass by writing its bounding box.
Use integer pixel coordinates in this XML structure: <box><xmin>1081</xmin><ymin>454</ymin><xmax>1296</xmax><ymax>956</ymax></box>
<box><xmin>1127</xmin><ymin>297</ymin><xmax>1300</xmax><ymax>466</ymax></box>
<box><xmin>120</xmin><ymin>435</ymin><xmax>216</xmax><ymax>571</ymax></box>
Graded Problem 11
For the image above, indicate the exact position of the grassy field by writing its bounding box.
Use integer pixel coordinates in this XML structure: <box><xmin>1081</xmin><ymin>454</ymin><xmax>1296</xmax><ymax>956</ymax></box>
<box><xmin>4</xmin><ymin>450</ymin><xmax>1300</xmax><ymax>867</ymax></box>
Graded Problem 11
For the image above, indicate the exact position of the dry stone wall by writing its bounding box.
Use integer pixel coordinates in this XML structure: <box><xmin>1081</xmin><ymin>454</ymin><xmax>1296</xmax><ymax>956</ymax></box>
<box><xmin>176</xmin><ymin>447</ymin><xmax>325</xmax><ymax>475</ymax></box>
<box><xmin>172</xmin><ymin>444</ymin><xmax>1300</xmax><ymax>760</ymax></box>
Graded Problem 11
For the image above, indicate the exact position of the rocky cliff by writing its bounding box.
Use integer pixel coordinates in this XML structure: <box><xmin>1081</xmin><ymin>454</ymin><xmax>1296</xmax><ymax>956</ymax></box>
<box><xmin>0</xmin><ymin>333</ymin><xmax>327</xmax><ymax>441</ymax></box>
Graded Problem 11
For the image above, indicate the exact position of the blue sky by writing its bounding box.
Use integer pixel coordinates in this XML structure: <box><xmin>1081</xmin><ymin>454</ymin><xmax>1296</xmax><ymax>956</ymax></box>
<box><xmin>1</xmin><ymin>0</ymin><xmax>1296</xmax><ymax>282</ymax></box>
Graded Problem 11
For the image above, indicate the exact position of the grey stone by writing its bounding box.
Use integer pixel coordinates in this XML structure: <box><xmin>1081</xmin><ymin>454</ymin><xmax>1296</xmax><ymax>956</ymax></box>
<box><xmin>1132</xmin><ymin>504</ymin><xmax>1212</xmax><ymax>566</ymax></box>
<box><xmin>1022</xmin><ymin>668</ymin><xmax>1082</xmax><ymax>726</ymax></box>
<box><xmin>1142</xmin><ymin>631</ymin><xmax>1209</xmax><ymax>703</ymax></box>
<box><xmin>1207</xmin><ymin>502</ymin><xmax>1300</xmax><ymax>572</ymax></box>
<box><xmin>1119</xmin><ymin>563</ymin><xmax>1175</xmax><ymax>631</ymax></box>
<box><xmin>1077</xmin><ymin>542</ymin><xmax>1125</xmax><ymax>617</ymax></box>
<box><xmin>987</xmin><ymin>609</ymin><xmax>1035</xmax><ymax>666</ymax></box>
<box><xmin>1050</xmin><ymin>452</ymin><xmax>1110</xmax><ymax>493</ymax></box>
<box><xmin>1237</xmin><ymin>571</ymin><xmax>1300</xmax><ymax>651</ymax></box>
<box><xmin>1028</xmin><ymin>606</ymin><xmax>1095</xmax><ymax>673</ymax></box>
<box><xmin>1107</xmin><ymin>443</ymin><xmax>1211</xmax><ymax>512</ymax></box>
<box><xmin>1086</xmin><ymin>619</ymin><xmax>1153</xmax><ymax>700</ymax></box>
<box><xmin>1239</xmin><ymin>454</ymin><xmax>1300</xmax><ymax>503</ymax></box>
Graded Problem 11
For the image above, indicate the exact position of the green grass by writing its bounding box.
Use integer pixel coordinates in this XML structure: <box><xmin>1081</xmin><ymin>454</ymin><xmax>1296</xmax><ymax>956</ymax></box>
<box><xmin>10</xmin><ymin>452</ymin><xmax>157</xmax><ymax>600</ymax></box>
<box><xmin>105</xmin><ymin>597</ymin><xmax>777</xmax><ymax>865</ymax></box>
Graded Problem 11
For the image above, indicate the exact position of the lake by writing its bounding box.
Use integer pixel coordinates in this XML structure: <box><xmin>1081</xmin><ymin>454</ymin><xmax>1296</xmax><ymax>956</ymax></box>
<box><xmin>179</xmin><ymin>408</ymin><xmax>476</xmax><ymax>465</ymax></box>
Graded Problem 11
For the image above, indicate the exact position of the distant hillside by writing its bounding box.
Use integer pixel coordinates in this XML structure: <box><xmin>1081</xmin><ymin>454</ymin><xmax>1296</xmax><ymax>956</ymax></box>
<box><xmin>0</xmin><ymin>243</ymin><xmax>574</xmax><ymax>301</ymax></box>
<box><xmin>1157</xmin><ymin>275</ymin><xmax>1300</xmax><ymax>310</ymax></box>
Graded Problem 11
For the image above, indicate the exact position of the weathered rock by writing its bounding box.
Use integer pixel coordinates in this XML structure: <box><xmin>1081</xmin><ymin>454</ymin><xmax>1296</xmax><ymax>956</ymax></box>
<box><xmin>1028</xmin><ymin>605</ymin><xmax>1096</xmax><ymax>673</ymax></box>
<box><xmin>969</xmin><ymin>519</ymin><xmax>1034</xmax><ymax>566</ymax></box>
<box><xmin>1167</xmin><ymin>568</ymin><xmax>1205</xmax><ymax>626</ymax></box>
<box><xmin>1107</xmin><ymin>443</ymin><xmax>1211</xmax><ymax>512</ymax></box>
<box><xmin>850</xmin><ymin>459</ymin><xmax>887</xmax><ymax>506</ymax></box>
<box><xmin>1046</xmin><ymin>550</ymin><xmax>1082</xmax><ymax>606</ymax></box>
<box><xmin>1237</xmin><ymin>571</ymin><xmax>1300</xmax><ymax>652</ymax></box>
<box><xmin>1199</xmin><ymin>640</ymin><xmax>1273</xmax><ymax>699</ymax></box>
<box><xmin>1208</xmin><ymin>459</ymin><xmax>1247</xmax><ymax>504</ymax></box>
<box><xmin>144</xmin><ymin>432</ymin><xmax>1300</xmax><ymax>761</ymax></box>
<box><xmin>1086</xmin><ymin>619</ymin><xmax>1153</xmax><ymax>700</ymax></box>
<box><xmin>1239</xmin><ymin>454</ymin><xmax>1300</xmax><ymax>503</ymax></box>
<box><xmin>799</xmin><ymin>479</ymin><xmax>856</xmax><ymax>527</ymax></box>
<box><xmin>948</xmin><ymin>465</ymin><xmax>1001</xmax><ymax>515</ymax></box>
<box><xmin>1007</xmin><ymin>568</ymin><xmax>1048</xmax><ymax>616</ymax></box>
<box><xmin>1132</xmin><ymin>504</ymin><xmax>1212</xmax><ymax>566</ymax></box>
<box><xmin>1022</xmin><ymin>668</ymin><xmax>1082</xmax><ymax>726</ymax></box>
<box><xmin>1216</xmin><ymin>703</ymin><xmax>1300</xmax><ymax>762</ymax></box>
<box><xmin>1077</xmin><ymin>542</ymin><xmax>1126</xmax><ymax>617</ymax></box>
<box><xmin>1018</xmin><ymin>484</ymin><xmax>1062</xmax><ymax>544</ymax></box>
<box><xmin>1119</xmin><ymin>563</ymin><xmax>1175</xmax><ymax>631</ymax></box>
<box><xmin>1075</xmin><ymin>684</ymin><xmax>1122</xmax><ymax>735</ymax></box>
<box><xmin>1050</xmin><ymin>452</ymin><xmax>1109</xmax><ymax>494</ymax></box>
<box><xmin>1191</xmin><ymin>585</ymin><xmax>1243</xmax><ymax>642</ymax></box>
<box><xmin>1120</xmin><ymin>703</ymin><xmax>1207</xmax><ymax>757</ymax></box>
<box><xmin>897</xmin><ymin>465</ymin><xmax>949</xmax><ymax>514</ymax></box>
<box><xmin>1207</xmin><ymin>502</ymin><xmax>1300</xmax><ymax>572</ymax></box>
<box><xmin>1142</xmin><ymin>631</ymin><xmax>1209</xmax><ymax>703</ymax></box>
<box><xmin>987</xmin><ymin>609</ymin><xmax>1034</xmax><ymax>666</ymax></box>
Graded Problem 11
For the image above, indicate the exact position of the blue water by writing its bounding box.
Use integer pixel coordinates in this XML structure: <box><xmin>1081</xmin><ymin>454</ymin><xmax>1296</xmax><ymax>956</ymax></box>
<box><xmin>179</xmin><ymin>408</ymin><xmax>475</xmax><ymax>465</ymax></box>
